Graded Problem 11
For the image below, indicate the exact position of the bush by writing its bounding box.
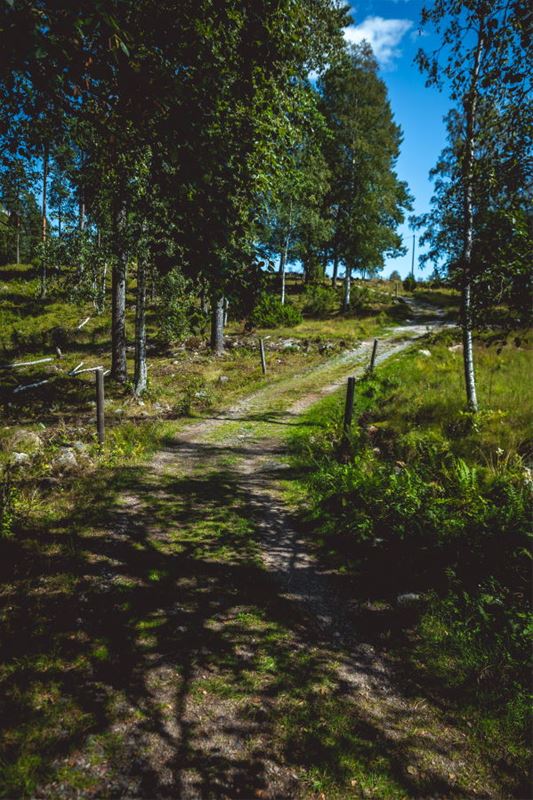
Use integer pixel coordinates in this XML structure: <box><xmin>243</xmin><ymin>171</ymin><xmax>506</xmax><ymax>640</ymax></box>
<box><xmin>302</xmin><ymin>285</ymin><xmax>337</xmax><ymax>318</ymax></box>
<box><xmin>173</xmin><ymin>375</ymin><xmax>213</xmax><ymax>416</ymax></box>
<box><xmin>249</xmin><ymin>294</ymin><xmax>302</xmax><ymax>328</ymax></box>
<box><xmin>349</xmin><ymin>285</ymin><xmax>370</xmax><ymax>311</ymax></box>
<box><xmin>402</xmin><ymin>275</ymin><xmax>417</xmax><ymax>292</ymax></box>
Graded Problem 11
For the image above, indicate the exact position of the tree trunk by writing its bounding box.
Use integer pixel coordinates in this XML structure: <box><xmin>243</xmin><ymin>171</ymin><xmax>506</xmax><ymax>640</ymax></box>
<box><xmin>41</xmin><ymin>144</ymin><xmax>48</xmax><ymax>243</ymax></box>
<box><xmin>210</xmin><ymin>293</ymin><xmax>224</xmax><ymax>354</ymax></box>
<box><xmin>460</xmin><ymin>28</ymin><xmax>484</xmax><ymax>412</ymax></box>
<box><xmin>79</xmin><ymin>192</ymin><xmax>85</xmax><ymax>231</ymax></box>
<box><xmin>134</xmin><ymin>259</ymin><xmax>147</xmax><ymax>396</ymax></box>
<box><xmin>111</xmin><ymin>208</ymin><xmax>128</xmax><ymax>382</ymax></box>
<box><xmin>331</xmin><ymin>251</ymin><xmax>339</xmax><ymax>289</ymax></box>
<box><xmin>15</xmin><ymin>219</ymin><xmax>20</xmax><ymax>264</ymax></box>
<box><xmin>342</xmin><ymin>266</ymin><xmax>351</xmax><ymax>312</ymax></box>
<box><xmin>223</xmin><ymin>297</ymin><xmax>229</xmax><ymax>327</ymax></box>
<box><xmin>279</xmin><ymin>238</ymin><xmax>289</xmax><ymax>305</ymax></box>
<box><xmin>40</xmin><ymin>144</ymin><xmax>49</xmax><ymax>298</ymax></box>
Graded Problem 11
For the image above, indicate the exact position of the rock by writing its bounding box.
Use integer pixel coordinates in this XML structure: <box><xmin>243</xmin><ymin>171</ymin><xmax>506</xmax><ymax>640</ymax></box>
<box><xmin>418</xmin><ymin>349</ymin><xmax>431</xmax><ymax>357</ymax></box>
<box><xmin>397</xmin><ymin>592</ymin><xmax>423</xmax><ymax>608</ymax></box>
<box><xmin>72</xmin><ymin>441</ymin><xmax>88</xmax><ymax>453</ymax></box>
<box><xmin>281</xmin><ymin>339</ymin><xmax>299</xmax><ymax>350</ymax></box>
<box><xmin>218</xmin><ymin>375</ymin><xmax>229</xmax><ymax>384</ymax></box>
<box><xmin>11</xmin><ymin>452</ymin><xmax>31</xmax><ymax>466</ymax></box>
<box><xmin>448</xmin><ymin>343</ymin><xmax>463</xmax><ymax>352</ymax></box>
<box><xmin>54</xmin><ymin>447</ymin><xmax>78</xmax><ymax>471</ymax></box>
<box><xmin>6</xmin><ymin>430</ymin><xmax>43</xmax><ymax>454</ymax></box>
<box><xmin>113</xmin><ymin>407</ymin><xmax>125</xmax><ymax>417</ymax></box>
<box><xmin>366</xmin><ymin>425</ymin><xmax>379</xmax><ymax>435</ymax></box>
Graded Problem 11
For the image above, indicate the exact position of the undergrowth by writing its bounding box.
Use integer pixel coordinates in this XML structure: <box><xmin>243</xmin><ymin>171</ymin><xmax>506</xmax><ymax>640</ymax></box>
<box><xmin>288</xmin><ymin>331</ymin><xmax>532</xmax><ymax>778</ymax></box>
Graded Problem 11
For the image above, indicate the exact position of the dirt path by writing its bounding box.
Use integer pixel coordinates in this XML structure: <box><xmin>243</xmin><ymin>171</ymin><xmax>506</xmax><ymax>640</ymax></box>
<box><xmin>40</xmin><ymin>309</ymin><xmax>509</xmax><ymax>799</ymax></box>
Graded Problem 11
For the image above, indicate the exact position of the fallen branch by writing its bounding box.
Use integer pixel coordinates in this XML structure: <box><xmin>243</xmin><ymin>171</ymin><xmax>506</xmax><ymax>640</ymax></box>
<box><xmin>72</xmin><ymin>366</ymin><xmax>104</xmax><ymax>375</ymax></box>
<box><xmin>77</xmin><ymin>317</ymin><xmax>91</xmax><ymax>330</ymax></box>
<box><xmin>13</xmin><ymin>378</ymin><xmax>51</xmax><ymax>394</ymax></box>
<box><xmin>68</xmin><ymin>361</ymin><xmax>84</xmax><ymax>375</ymax></box>
<box><xmin>0</xmin><ymin>357</ymin><xmax>53</xmax><ymax>371</ymax></box>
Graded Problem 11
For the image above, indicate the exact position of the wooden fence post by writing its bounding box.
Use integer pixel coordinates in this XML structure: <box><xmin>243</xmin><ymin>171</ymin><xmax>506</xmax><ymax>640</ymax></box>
<box><xmin>342</xmin><ymin>376</ymin><xmax>355</xmax><ymax>443</ymax></box>
<box><xmin>96</xmin><ymin>367</ymin><xmax>105</xmax><ymax>445</ymax></box>
<box><xmin>259</xmin><ymin>338</ymin><xmax>267</xmax><ymax>375</ymax></box>
<box><xmin>369</xmin><ymin>339</ymin><xmax>378</xmax><ymax>373</ymax></box>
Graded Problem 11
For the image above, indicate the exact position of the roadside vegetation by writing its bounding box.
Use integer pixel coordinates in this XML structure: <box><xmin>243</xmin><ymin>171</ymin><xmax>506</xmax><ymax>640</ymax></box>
<box><xmin>287</xmin><ymin>329</ymin><xmax>532</xmax><ymax>788</ymax></box>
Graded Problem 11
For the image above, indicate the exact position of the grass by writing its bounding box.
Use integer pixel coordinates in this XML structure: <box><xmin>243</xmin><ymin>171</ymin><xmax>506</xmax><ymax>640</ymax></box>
<box><xmin>284</xmin><ymin>328</ymin><xmax>532</xmax><ymax>792</ymax></box>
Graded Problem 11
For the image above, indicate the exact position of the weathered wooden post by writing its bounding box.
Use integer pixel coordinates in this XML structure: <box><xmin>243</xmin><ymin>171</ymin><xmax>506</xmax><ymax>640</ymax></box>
<box><xmin>259</xmin><ymin>338</ymin><xmax>267</xmax><ymax>376</ymax></box>
<box><xmin>342</xmin><ymin>376</ymin><xmax>356</xmax><ymax>444</ymax></box>
<box><xmin>369</xmin><ymin>339</ymin><xmax>378</xmax><ymax>373</ymax></box>
<box><xmin>95</xmin><ymin>367</ymin><xmax>105</xmax><ymax>445</ymax></box>
<box><xmin>395</xmin><ymin>282</ymin><xmax>399</xmax><ymax>298</ymax></box>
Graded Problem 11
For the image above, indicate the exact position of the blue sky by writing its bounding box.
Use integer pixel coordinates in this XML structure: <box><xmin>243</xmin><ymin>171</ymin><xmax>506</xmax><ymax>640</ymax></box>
<box><xmin>344</xmin><ymin>0</ymin><xmax>451</xmax><ymax>278</ymax></box>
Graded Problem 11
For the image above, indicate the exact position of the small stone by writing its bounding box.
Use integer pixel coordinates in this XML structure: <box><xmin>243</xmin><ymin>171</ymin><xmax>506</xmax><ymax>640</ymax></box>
<box><xmin>418</xmin><ymin>349</ymin><xmax>431</xmax><ymax>357</ymax></box>
<box><xmin>54</xmin><ymin>447</ymin><xmax>78</xmax><ymax>471</ymax></box>
<box><xmin>72</xmin><ymin>441</ymin><xmax>88</xmax><ymax>453</ymax></box>
<box><xmin>11</xmin><ymin>451</ymin><xmax>31</xmax><ymax>466</ymax></box>
<box><xmin>218</xmin><ymin>375</ymin><xmax>229</xmax><ymax>384</ymax></box>
<box><xmin>397</xmin><ymin>593</ymin><xmax>423</xmax><ymax>608</ymax></box>
<box><xmin>113</xmin><ymin>407</ymin><xmax>125</xmax><ymax>417</ymax></box>
<box><xmin>448</xmin><ymin>343</ymin><xmax>463</xmax><ymax>352</ymax></box>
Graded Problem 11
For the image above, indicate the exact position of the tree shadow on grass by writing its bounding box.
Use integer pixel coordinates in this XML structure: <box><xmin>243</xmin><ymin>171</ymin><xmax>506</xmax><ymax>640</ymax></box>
<box><xmin>0</xmin><ymin>432</ymin><xmax>507</xmax><ymax>799</ymax></box>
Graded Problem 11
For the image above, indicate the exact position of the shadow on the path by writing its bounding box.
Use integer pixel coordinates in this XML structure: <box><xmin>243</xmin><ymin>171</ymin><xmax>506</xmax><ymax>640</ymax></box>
<box><xmin>0</xmin><ymin>424</ymin><xmax>513</xmax><ymax>799</ymax></box>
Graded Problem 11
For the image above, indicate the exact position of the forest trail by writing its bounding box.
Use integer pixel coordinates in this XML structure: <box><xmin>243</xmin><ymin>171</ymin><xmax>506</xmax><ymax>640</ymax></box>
<box><xmin>41</xmin><ymin>305</ymin><xmax>506</xmax><ymax>799</ymax></box>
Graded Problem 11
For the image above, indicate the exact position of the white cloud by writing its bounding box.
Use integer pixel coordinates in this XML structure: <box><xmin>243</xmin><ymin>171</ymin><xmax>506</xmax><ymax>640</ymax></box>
<box><xmin>344</xmin><ymin>16</ymin><xmax>413</xmax><ymax>68</ymax></box>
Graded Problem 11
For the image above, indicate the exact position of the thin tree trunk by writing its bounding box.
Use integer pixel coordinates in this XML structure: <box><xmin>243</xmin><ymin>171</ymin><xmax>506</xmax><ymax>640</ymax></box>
<box><xmin>331</xmin><ymin>250</ymin><xmax>339</xmax><ymax>289</ymax></box>
<box><xmin>79</xmin><ymin>192</ymin><xmax>85</xmax><ymax>232</ymax></box>
<box><xmin>279</xmin><ymin>240</ymin><xmax>288</xmax><ymax>305</ymax></box>
<box><xmin>99</xmin><ymin>261</ymin><xmax>108</xmax><ymax>313</ymax></box>
<box><xmin>134</xmin><ymin>260</ymin><xmax>147</xmax><ymax>396</ymax></box>
<box><xmin>210</xmin><ymin>293</ymin><xmax>224</xmax><ymax>354</ymax></box>
<box><xmin>15</xmin><ymin>220</ymin><xmax>20</xmax><ymax>264</ymax></box>
<box><xmin>223</xmin><ymin>297</ymin><xmax>229</xmax><ymax>328</ymax></box>
<box><xmin>111</xmin><ymin>208</ymin><xmax>128</xmax><ymax>382</ymax></box>
<box><xmin>40</xmin><ymin>144</ymin><xmax>49</xmax><ymax>298</ymax></box>
<box><xmin>342</xmin><ymin>266</ymin><xmax>351</xmax><ymax>312</ymax></box>
<box><xmin>41</xmin><ymin>144</ymin><xmax>48</xmax><ymax>243</ymax></box>
<box><xmin>460</xmin><ymin>27</ymin><xmax>484</xmax><ymax>412</ymax></box>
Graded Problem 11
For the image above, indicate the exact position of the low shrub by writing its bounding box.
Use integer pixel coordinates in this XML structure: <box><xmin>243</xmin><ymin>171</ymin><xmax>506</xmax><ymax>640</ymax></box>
<box><xmin>402</xmin><ymin>275</ymin><xmax>416</xmax><ymax>292</ymax></box>
<box><xmin>249</xmin><ymin>294</ymin><xmax>302</xmax><ymax>329</ymax></box>
<box><xmin>302</xmin><ymin>285</ymin><xmax>337</xmax><ymax>318</ymax></box>
<box><xmin>173</xmin><ymin>375</ymin><xmax>214</xmax><ymax>416</ymax></box>
<box><xmin>349</xmin><ymin>285</ymin><xmax>370</xmax><ymax>311</ymax></box>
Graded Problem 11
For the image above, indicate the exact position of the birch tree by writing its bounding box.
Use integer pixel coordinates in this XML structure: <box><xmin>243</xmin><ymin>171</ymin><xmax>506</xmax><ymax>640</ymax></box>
<box><xmin>416</xmin><ymin>0</ymin><xmax>531</xmax><ymax>411</ymax></box>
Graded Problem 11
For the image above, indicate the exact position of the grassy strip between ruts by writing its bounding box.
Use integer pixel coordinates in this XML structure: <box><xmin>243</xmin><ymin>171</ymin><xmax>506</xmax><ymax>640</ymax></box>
<box><xmin>283</xmin><ymin>327</ymin><xmax>532</xmax><ymax>792</ymax></box>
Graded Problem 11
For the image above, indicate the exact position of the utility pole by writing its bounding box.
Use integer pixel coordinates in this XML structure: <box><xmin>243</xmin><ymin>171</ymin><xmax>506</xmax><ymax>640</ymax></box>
<box><xmin>411</xmin><ymin>234</ymin><xmax>416</xmax><ymax>278</ymax></box>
